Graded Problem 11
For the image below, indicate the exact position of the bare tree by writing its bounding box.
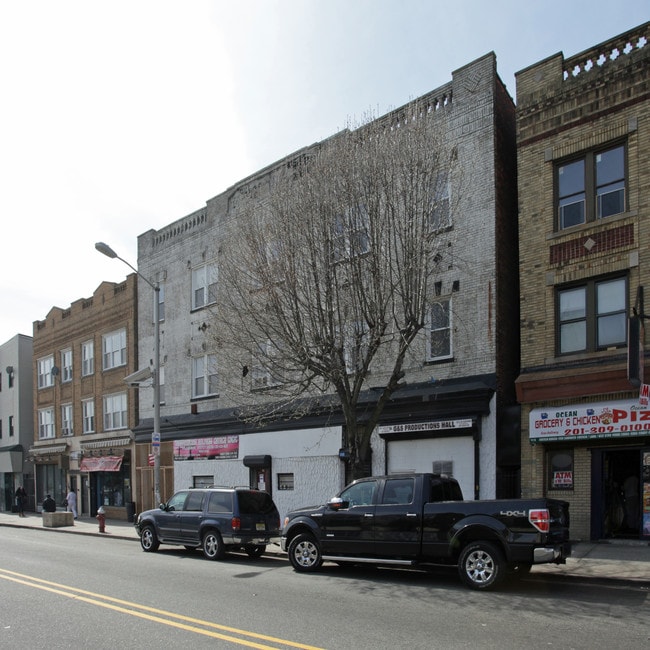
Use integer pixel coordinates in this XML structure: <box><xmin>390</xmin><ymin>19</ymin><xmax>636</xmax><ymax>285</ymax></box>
<box><xmin>215</xmin><ymin>104</ymin><xmax>459</xmax><ymax>478</ymax></box>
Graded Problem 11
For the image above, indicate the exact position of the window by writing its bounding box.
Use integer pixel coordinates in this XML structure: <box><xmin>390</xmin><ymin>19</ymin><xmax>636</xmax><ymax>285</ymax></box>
<box><xmin>548</xmin><ymin>449</ymin><xmax>574</xmax><ymax>490</ymax></box>
<box><xmin>82</xmin><ymin>398</ymin><xmax>95</xmax><ymax>434</ymax></box>
<box><xmin>61</xmin><ymin>404</ymin><xmax>73</xmax><ymax>436</ymax></box>
<box><xmin>557</xmin><ymin>143</ymin><xmax>626</xmax><ymax>229</ymax></box>
<box><xmin>557</xmin><ymin>276</ymin><xmax>627</xmax><ymax>354</ymax></box>
<box><xmin>251</xmin><ymin>341</ymin><xmax>282</xmax><ymax>389</ymax></box>
<box><xmin>192</xmin><ymin>354</ymin><xmax>218</xmax><ymax>398</ymax></box>
<box><xmin>381</xmin><ymin>478</ymin><xmax>414</xmax><ymax>505</ymax></box>
<box><xmin>428</xmin><ymin>299</ymin><xmax>452</xmax><ymax>361</ymax></box>
<box><xmin>61</xmin><ymin>349</ymin><xmax>72</xmax><ymax>382</ymax></box>
<box><xmin>277</xmin><ymin>473</ymin><xmax>295</xmax><ymax>491</ymax></box>
<box><xmin>82</xmin><ymin>340</ymin><xmax>94</xmax><ymax>376</ymax></box>
<box><xmin>103</xmin><ymin>392</ymin><xmax>127</xmax><ymax>430</ymax></box>
<box><xmin>340</xmin><ymin>480</ymin><xmax>377</xmax><ymax>507</ymax></box>
<box><xmin>103</xmin><ymin>329</ymin><xmax>126</xmax><ymax>370</ymax></box>
<box><xmin>333</xmin><ymin>204</ymin><xmax>370</xmax><ymax>262</ymax></box>
<box><xmin>38</xmin><ymin>355</ymin><xmax>55</xmax><ymax>388</ymax></box>
<box><xmin>38</xmin><ymin>408</ymin><xmax>55</xmax><ymax>439</ymax></box>
<box><xmin>342</xmin><ymin>321</ymin><xmax>369</xmax><ymax>375</ymax></box>
<box><xmin>8</xmin><ymin>415</ymin><xmax>13</xmax><ymax>437</ymax></box>
<box><xmin>429</xmin><ymin>170</ymin><xmax>451</xmax><ymax>230</ymax></box>
<box><xmin>192</xmin><ymin>262</ymin><xmax>218</xmax><ymax>310</ymax></box>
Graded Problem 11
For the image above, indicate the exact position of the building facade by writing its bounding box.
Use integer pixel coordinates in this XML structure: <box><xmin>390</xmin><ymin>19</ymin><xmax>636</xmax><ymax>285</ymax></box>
<box><xmin>0</xmin><ymin>334</ymin><xmax>34</xmax><ymax>512</ymax></box>
<box><xmin>133</xmin><ymin>52</ymin><xmax>520</xmax><ymax>519</ymax></box>
<box><xmin>515</xmin><ymin>22</ymin><xmax>650</xmax><ymax>540</ymax></box>
<box><xmin>31</xmin><ymin>277</ymin><xmax>139</xmax><ymax>519</ymax></box>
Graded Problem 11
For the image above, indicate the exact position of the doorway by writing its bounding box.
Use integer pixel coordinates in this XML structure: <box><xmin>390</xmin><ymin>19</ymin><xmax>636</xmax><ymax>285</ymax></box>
<box><xmin>593</xmin><ymin>448</ymin><xmax>641</xmax><ymax>539</ymax></box>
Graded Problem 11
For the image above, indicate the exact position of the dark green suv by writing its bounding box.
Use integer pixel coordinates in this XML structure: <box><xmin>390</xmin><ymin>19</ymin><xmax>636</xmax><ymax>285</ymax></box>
<box><xmin>135</xmin><ymin>487</ymin><xmax>281</xmax><ymax>561</ymax></box>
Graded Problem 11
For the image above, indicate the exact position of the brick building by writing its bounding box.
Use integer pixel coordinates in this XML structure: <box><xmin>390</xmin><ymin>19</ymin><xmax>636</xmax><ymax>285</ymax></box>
<box><xmin>133</xmin><ymin>53</ymin><xmax>521</xmax><ymax>518</ymax></box>
<box><xmin>515</xmin><ymin>23</ymin><xmax>650</xmax><ymax>540</ymax></box>
<box><xmin>31</xmin><ymin>277</ymin><xmax>139</xmax><ymax>519</ymax></box>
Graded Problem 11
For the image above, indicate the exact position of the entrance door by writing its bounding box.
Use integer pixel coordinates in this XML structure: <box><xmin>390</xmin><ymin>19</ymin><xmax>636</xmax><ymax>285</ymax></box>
<box><xmin>592</xmin><ymin>448</ymin><xmax>642</xmax><ymax>539</ymax></box>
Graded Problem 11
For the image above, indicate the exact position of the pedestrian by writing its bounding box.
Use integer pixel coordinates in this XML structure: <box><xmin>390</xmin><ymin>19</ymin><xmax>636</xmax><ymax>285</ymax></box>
<box><xmin>66</xmin><ymin>487</ymin><xmax>78</xmax><ymax>519</ymax></box>
<box><xmin>15</xmin><ymin>486</ymin><xmax>27</xmax><ymax>517</ymax></box>
<box><xmin>42</xmin><ymin>494</ymin><xmax>56</xmax><ymax>513</ymax></box>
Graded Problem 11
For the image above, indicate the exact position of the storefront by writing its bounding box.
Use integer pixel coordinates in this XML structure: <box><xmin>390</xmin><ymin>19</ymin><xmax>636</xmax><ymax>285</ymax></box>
<box><xmin>529</xmin><ymin>398</ymin><xmax>650</xmax><ymax>540</ymax></box>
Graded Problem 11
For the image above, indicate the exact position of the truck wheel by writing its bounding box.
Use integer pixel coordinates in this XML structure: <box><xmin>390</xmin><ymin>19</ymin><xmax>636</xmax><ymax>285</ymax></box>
<box><xmin>202</xmin><ymin>530</ymin><xmax>225</xmax><ymax>560</ymax></box>
<box><xmin>288</xmin><ymin>533</ymin><xmax>323</xmax><ymax>572</ymax></box>
<box><xmin>140</xmin><ymin>525</ymin><xmax>160</xmax><ymax>552</ymax></box>
<box><xmin>458</xmin><ymin>541</ymin><xmax>505</xmax><ymax>590</ymax></box>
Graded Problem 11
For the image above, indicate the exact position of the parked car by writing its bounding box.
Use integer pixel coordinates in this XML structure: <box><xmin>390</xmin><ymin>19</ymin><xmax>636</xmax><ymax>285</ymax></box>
<box><xmin>135</xmin><ymin>487</ymin><xmax>281</xmax><ymax>561</ymax></box>
<box><xmin>281</xmin><ymin>473</ymin><xmax>571</xmax><ymax>590</ymax></box>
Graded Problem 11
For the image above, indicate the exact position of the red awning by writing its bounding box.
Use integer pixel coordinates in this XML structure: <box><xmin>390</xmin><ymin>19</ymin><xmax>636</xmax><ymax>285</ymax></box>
<box><xmin>80</xmin><ymin>456</ymin><xmax>123</xmax><ymax>472</ymax></box>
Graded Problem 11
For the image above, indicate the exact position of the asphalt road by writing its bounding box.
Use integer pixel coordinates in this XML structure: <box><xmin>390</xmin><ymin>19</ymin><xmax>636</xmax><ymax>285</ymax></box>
<box><xmin>1</xmin><ymin>526</ymin><xmax>648</xmax><ymax>649</ymax></box>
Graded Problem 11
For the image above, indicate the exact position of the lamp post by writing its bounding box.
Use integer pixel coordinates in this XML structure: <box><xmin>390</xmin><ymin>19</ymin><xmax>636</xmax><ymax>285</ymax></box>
<box><xmin>95</xmin><ymin>242</ymin><xmax>161</xmax><ymax>507</ymax></box>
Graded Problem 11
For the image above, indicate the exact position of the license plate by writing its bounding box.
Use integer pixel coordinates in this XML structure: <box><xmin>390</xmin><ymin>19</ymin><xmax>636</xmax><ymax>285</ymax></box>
<box><xmin>256</xmin><ymin>522</ymin><xmax>266</xmax><ymax>531</ymax></box>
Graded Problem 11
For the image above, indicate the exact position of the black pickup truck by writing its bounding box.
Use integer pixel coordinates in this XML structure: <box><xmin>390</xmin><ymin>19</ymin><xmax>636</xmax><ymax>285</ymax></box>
<box><xmin>281</xmin><ymin>473</ymin><xmax>571</xmax><ymax>590</ymax></box>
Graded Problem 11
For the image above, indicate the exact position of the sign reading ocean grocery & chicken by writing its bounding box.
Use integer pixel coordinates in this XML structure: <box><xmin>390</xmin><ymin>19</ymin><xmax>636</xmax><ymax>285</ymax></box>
<box><xmin>529</xmin><ymin>399</ymin><xmax>650</xmax><ymax>442</ymax></box>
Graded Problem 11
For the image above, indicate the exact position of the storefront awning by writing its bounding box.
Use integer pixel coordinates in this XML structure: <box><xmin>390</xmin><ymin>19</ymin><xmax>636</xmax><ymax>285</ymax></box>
<box><xmin>29</xmin><ymin>444</ymin><xmax>68</xmax><ymax>455</ymax></box>
<box><xmin>81</xmin><ymin>437</ymin><xmax>132</xmax><ymax>450</ymax></box>
<box><xmin>80</xmin><ymin>456</ymin><xmax>123</xmax><ymax>472</ymax></box>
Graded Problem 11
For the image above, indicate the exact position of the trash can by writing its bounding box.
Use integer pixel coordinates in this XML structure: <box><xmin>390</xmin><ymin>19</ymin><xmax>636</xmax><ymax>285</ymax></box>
<box><xmin>126</xmin><ymin>501</ymin><xmax>135</xmax><ymax>523</ymax></box>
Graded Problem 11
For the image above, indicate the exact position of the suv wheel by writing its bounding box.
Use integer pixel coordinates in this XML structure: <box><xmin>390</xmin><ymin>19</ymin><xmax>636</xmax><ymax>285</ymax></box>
<box><xmin>140</xmin><ymin>524</ymin><xmax>160</xmax><ymax>553</ymax></box>
<box><xmin>288</xmin><ymin>533</ymin><xmax>323</xmax><ymax>572</ymax></box>
<box><xmin>202</xmin><ymin>530</ymin><xmax>225</xmax><ymax>560</ymax></box>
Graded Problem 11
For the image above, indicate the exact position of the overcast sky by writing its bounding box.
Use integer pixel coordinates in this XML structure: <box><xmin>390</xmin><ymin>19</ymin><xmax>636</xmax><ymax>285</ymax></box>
<box><xmin>1</xmin><ymin>1</ymin><xmax>648</xmax><ymax>344</ymax></box>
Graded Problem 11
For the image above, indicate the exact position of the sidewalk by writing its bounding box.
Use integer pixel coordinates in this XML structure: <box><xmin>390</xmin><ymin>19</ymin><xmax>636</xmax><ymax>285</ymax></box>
<box><xmin>1</xmin><ymin>510</ymin><xmax>649</xmax><ymax>585</ymax></box>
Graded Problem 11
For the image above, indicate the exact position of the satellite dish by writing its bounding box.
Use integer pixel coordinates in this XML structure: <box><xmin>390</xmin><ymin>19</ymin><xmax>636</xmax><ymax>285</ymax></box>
<box><xmin>51</xmin><ymin>366</ymin><xmax>60</xmax><ymax>376</ymax></box>
<box><xmin>5</xmin><ymin>366</ymin><xmax>13</xmax><ymax>374</ymax></box>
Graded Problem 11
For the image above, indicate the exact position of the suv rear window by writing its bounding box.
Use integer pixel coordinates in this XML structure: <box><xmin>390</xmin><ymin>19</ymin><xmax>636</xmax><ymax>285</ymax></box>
<box><xmin>237</xmin><ymin>491</ymin><xmax>277</xmax><ymax>515</ymax></box>
<box><xmin>207</xmin><ymin>491</ymin><xmax>233</xmax><ymax>513</ymax></box>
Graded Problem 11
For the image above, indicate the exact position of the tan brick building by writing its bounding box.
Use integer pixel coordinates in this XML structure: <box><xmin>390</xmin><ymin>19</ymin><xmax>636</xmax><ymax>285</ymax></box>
<box><xmin>31</xmin><ymin>276</ymin><xmax>139</xmax><ymax>520</ymax></box>
<box><xmin>515</xmin><ymin>23</ymin><xmax>650</xmax><ymax>540</ymax></box>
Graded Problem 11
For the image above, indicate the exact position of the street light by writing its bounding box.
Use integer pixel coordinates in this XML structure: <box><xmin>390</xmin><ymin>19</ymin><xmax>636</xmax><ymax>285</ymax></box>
<box><xmin>95</xmin><ymin>242</ymin><xmax>161</xmax><ymax>507</ymax></box>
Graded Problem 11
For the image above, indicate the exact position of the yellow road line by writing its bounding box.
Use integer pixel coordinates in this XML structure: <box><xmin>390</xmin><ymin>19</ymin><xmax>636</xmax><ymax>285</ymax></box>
<box><xmin>0</xmin><ymin>568</ymin><xmax>325</xmax><ymax>650</ymax></box>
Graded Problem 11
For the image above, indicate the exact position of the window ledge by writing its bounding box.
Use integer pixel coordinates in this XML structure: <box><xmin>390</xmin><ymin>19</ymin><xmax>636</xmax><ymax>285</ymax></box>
<box><xmin>547</xmin><ymin>210</ymin><xmax>637</xmax><ymax>241</ymax></box>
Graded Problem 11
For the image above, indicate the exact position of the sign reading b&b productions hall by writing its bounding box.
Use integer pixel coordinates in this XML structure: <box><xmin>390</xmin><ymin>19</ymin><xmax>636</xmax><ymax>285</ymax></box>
<box><xmin>530</xmin><ymin>399</ymin><xmax>650</xmax><ymax>442</ymax></box>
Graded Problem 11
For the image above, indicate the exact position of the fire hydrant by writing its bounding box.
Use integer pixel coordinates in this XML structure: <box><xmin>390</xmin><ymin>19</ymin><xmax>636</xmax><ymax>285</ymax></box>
<box><xmin>96</xmin><ymin>506</ymin><xmax>106</xmax><ymax>533</ymax></box>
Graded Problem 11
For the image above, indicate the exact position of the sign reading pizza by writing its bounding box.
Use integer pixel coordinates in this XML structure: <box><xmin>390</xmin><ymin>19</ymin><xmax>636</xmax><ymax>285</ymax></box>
<box><xmin>530</xmin><ymin>399</ymin><xmax>650</xmax><ymax>442</ymax></box>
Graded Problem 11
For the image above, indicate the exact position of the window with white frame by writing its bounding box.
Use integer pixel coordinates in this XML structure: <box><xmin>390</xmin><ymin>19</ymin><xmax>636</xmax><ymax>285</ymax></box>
<box><xmin>251</xmin><ymin>340</ymin><xmax>282</xmax><ymax>389</ymax></box>
<box><xmin>102</xmin><ymin>328</ymin><xmax>126</xmax><ymax>370</ymax></box>
<box><xmin>38</xmin><ymin>355</ymin><xmax>55</xmax><ymax>388</ymax></box>
<box><xmin>61</xmin><ymin>348</ymin><xmax>72</xmax><ymax>382</ymax></box>
<box><xmin>61</xmin><ymin>403</ymin><xmax>73</xmax><ymax>436</ymax></box>
<box><xmin>192</xmin><ymin>354</ymin><xmax>218</xmax><ymax>398</ymax></box>
<box><xmin>104</xmin><ymin>392</ymin><xmax>127</xmax><ymax>430</ymax></box>
<box><xmin>82</xmin><ymin>398</ymin><xmax>95</xmax><ymax>434</ymax></box>
<box><xmin>332</xmin><ymin>204</ymin><xmax>370</xmax><ymax>262</ymax></box>
<box><xmin>556</xmin><ymin>143</ymin><xmax>626</xmax><ymax>230</ymax></box>
<box><xmin>81</xmin><ymin>340</ymin><xmax>94</xmax><ymax>376</ymax></box>
<box><xmin>192</xmin><ymin>262</ymin><xmax>218</xmax><ymax>310</ymax></box>
<box><xmin>427</xmin><ymin>299</ymin><xmax>452</xmax><ymax>361</ymax></box>
<box><xmin>38</xmin><ymin>407</ymin><xmax>55</xmax><ymax>439</ymax></box>
<box><xmin>557</xmin><ymin>275</ymin><xmax>627</xmax><ymax>354</ymax></box>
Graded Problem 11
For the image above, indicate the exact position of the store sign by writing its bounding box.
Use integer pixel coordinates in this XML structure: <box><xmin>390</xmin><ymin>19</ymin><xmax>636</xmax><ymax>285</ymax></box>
<box><xmin>80</xmin><ymin>456</ymin><xmax>123</xmax><ymax>472</ymax></box>
<box><xmin>530</xmin><ymin>399</ymin><xmax>650</xmax><ymax>442</ymax></box>
<box><xmin>378</xmin><ymin>419</ymin><xmax>473</xmax><ymax>435</ymax></box>
<box><xmin>173</xmin><ymin>435</ymin><xmax>239</xmax><ymax>460</ymax></box>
